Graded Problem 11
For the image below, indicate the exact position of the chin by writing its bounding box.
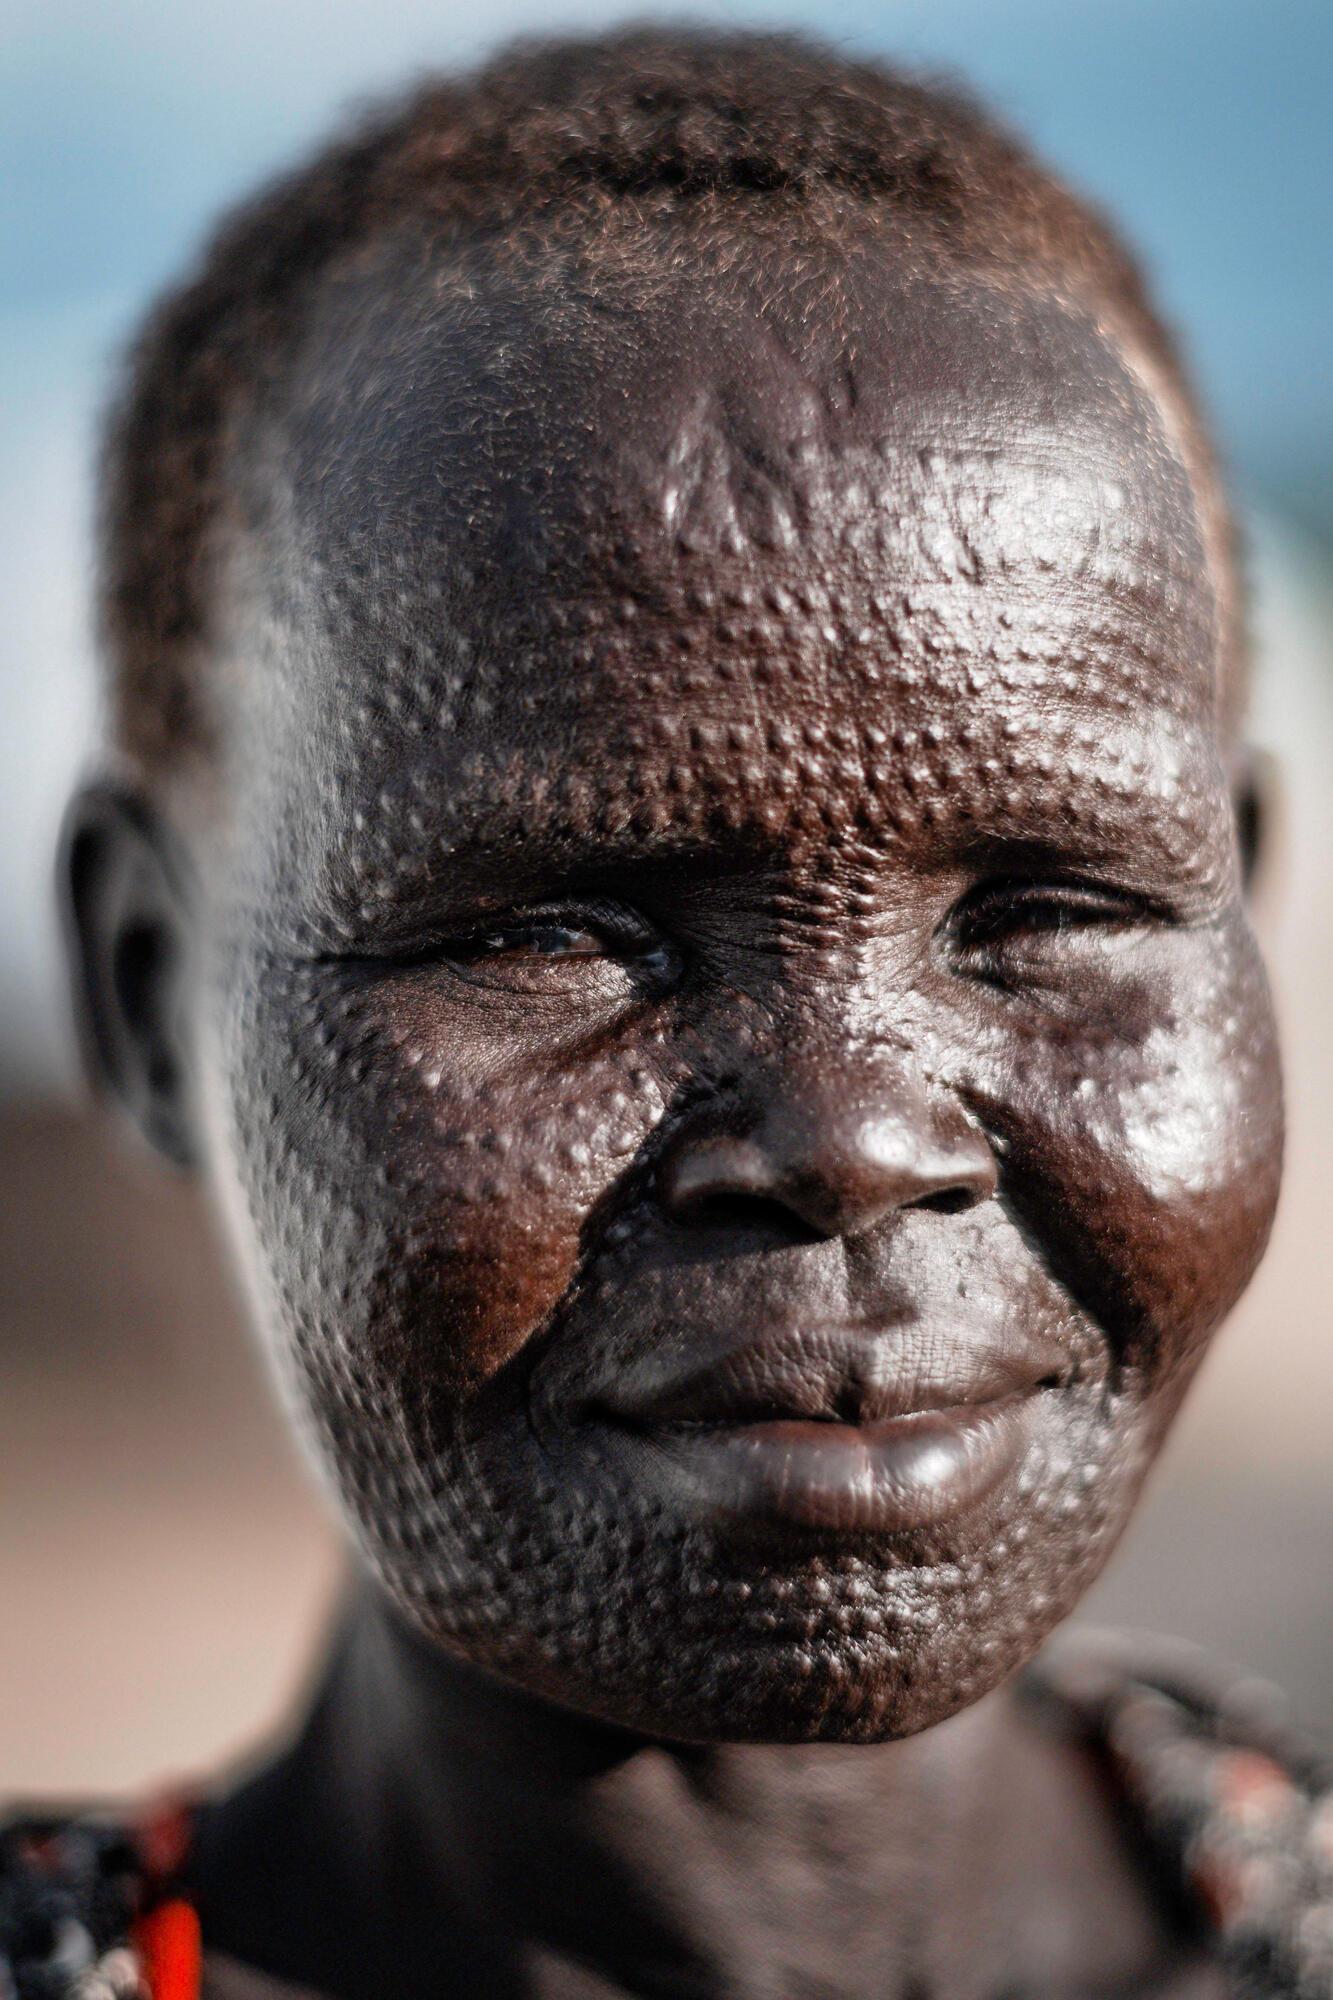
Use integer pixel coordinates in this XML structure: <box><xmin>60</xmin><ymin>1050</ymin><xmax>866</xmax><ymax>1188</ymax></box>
<box><xmin>386</xmin><ymin>1524</ymin><xmax>1118</xmax><ymax>1748</ymax></box>
<box><xmin>496</xmin><ymin>1619</ymin><xmax>1046</xmax><ymax>1746</ymax></box>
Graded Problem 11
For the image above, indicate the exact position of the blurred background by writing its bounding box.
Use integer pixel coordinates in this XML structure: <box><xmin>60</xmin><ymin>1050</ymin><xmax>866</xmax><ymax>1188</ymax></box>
<box><xmin>2</xmin><ymin>0</ymin><xmax>1330</xmax><ymax>1796</ymax></box>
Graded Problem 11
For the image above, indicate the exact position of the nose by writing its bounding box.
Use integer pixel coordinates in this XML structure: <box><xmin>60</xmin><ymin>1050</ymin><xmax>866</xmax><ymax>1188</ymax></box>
<box><xmin>657</xmin><ymin>1052</ymin><xmax>998</xmax><ymax>1241</ymax></box>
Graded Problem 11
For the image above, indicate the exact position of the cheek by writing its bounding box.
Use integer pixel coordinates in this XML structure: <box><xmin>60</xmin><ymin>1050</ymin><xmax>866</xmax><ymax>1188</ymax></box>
<box><xmin>958</xmin><ymin>919</ymin><xmax>1282</xmax><ymax>1382</ymax></box>
<box><xmin>208</xmin><ymin>953</ymin><xmax>672</xmax><ymax>1410</ymax></box>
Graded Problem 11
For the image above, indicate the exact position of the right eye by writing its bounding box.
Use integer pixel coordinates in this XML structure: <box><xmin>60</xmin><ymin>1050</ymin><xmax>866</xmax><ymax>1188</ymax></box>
<box><xmin>457</xmin><ymin>919</ymin><xmax>614</xmax><ymax>963</ymax></box>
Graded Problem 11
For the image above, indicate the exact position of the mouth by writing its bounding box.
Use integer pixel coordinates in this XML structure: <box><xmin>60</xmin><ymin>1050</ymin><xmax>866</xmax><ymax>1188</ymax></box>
<box><xmin>588</xmin><ymin>1327</ymin><xmax>1067</xmax><ymax>1536</ymax></box>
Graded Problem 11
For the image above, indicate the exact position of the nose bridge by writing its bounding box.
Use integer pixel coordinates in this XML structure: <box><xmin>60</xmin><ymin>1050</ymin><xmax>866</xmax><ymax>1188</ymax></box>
<box><xmin>772</xmin><ymin>1039</ymin><xmax>931</xmax><ymax>1166</ymax></box>
<box><xmin>658</xmin><ymin>1029</ymin><xmax>998</xmax><ymax>1239</ymax></box>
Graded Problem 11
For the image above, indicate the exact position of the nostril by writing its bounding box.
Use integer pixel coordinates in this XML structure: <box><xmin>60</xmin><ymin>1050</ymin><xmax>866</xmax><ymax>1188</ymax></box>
<box><xmin>665</xmin><ymin>1182</ymin><xmax>826</xmax><ymax>1241</ymax></box>
<box><xmin>911</xmin><ymin>1185</ymin><xmax>982</xmax><ymax>1216</ymax></box>
<box><xmin>658</xmin><ymin>1136</ymin><xmax>776</xmax><ymax>1226</ymax></box>
<box><xmin>673</xmin><ymin>1188</ymin><xmax>765</xmax><ymax>1229</ymax></box>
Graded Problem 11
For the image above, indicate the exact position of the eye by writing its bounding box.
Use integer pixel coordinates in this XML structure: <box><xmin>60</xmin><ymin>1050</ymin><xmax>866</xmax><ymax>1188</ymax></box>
<box><xmin>950</xmin><ymin>878</ymin><xmax>1151</xmax><ymax>949</ymax></box>
<box><xmin>944</xmin><ymin>876</ymin><xmax>1159</xmax><ymax>991</ymax></box>
<box><xmin>461</xmin><ymin>919</ymin><xmax>609</xmax><ymax>961</ymax></box>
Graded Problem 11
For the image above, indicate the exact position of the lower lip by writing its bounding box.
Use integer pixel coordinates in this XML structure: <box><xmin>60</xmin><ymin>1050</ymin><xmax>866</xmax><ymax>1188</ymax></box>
<box><xmin>630</xmin><ymin>1398</ymin><xmax>1038</xmax><ymax>1534</ymax></box>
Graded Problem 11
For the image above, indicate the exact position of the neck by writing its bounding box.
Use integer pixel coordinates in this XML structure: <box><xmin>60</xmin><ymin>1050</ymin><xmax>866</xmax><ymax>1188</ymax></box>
<box><xmin>194</xmin><ymin>1586</ymin><xmax>1159</xmax><ymax>2000</ymax></box>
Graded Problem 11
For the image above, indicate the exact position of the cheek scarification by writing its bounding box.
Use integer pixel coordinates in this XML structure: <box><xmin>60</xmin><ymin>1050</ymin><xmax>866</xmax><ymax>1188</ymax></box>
<box><xmin>208</xmin><ymin>856</ymin><xmax>1279</xmax><ymax>1748</ymax></box>
<box><xmin>951</xmin><ymin>920</ymin><xmax>1281</xmax><ymax>1387</ymax></box>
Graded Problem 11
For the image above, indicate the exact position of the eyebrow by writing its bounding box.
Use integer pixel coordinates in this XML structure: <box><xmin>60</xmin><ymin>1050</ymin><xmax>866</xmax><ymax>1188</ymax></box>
<box><xmin>323</xmin><ymin>790</ymin><xmax>770</xmax><ymax>921</ymax></box>
<box><xmin>309</xmin><ymin>703</ymin><xmax>1231</xmax><ymax>933</ymax></box>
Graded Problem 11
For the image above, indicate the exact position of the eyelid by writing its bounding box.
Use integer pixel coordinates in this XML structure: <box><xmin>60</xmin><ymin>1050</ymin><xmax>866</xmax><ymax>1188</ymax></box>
<box><xmin>443</xmin><ymin>897</ymin><xmax>660</xmax><ymax>956</ymax></box>
<box><xmin>305</xmin><ymin>895</ymin><xmax>664</xmax><ymax>970</ymax></box>
<box><xmin>353</xmin><ymin>895</ymin><xmax>670</xmax><ymax>971</ymax></box>
<box><xmin>945</xmin><ymin>875</ymin><xmax>1165</xmax><ymax>947</ymax></box>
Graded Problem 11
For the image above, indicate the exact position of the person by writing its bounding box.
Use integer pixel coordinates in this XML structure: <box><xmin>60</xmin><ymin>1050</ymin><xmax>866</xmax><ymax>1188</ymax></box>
<box><xmin>6</xmin><ymin>25</ymin><xmax>1328</xmax><ymax>2000</ymax></box>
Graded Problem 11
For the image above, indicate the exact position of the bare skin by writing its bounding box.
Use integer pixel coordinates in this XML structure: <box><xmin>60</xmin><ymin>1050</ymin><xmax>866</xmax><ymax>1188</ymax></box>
<box><xmin>63</xmin><ymin>217</ymin><xmax>1277</xmax><ymax>1997</ymax></box>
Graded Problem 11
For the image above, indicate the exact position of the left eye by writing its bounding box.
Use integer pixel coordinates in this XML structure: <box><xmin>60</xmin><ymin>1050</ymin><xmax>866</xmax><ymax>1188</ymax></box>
<box><xmin>949</xmin><ymin>880</ymin><xmax>1148</xmax><ymax>950</ymax></box>
<box><xmin>942</xmin><ymin>879</ymin><xmax>1164</xmax><ymax>999</ymax></box>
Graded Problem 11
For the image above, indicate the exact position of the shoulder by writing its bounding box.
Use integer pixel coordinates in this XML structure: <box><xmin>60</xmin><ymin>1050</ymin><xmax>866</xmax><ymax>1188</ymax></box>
<box><xmin>202</xmin><ymin>1953</ymin><xmax>325</xmax><ymax>2000</ymax></box>
<box><xmin>0</xmin><ymin>1800</ymin><xmax>201</xmax><ymax>1998</ymax></box>
<box><xmin>1024</xmin><ymin>1629</ymin><xmax>1333</xmax><ymax>1999</ymax></box>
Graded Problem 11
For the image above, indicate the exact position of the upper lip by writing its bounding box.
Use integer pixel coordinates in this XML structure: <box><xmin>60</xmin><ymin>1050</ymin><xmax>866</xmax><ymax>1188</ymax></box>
<box><xmin>592</xmin><ymin>1324</ymin><xmax>1068</xmax><ymax>1429</ymax></box>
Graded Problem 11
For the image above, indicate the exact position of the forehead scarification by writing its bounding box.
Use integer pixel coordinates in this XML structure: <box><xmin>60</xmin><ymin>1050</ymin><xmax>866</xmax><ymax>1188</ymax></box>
<box><xmin>274</xmin><ymin>229</ymin><xmax>1211</xmax><ymax>560</ymax></box>
<box><xmin>217</xmin><ymin>234</ymin><xmax>1229</xmax><ymax>901</ymax></box>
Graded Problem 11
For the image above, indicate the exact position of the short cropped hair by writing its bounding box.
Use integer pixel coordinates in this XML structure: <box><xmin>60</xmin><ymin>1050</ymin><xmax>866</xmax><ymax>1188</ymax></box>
<box><xmin>97</xmin><ymin>25</ymin><xmax>1227</xmax><ymax>791</ymax></box>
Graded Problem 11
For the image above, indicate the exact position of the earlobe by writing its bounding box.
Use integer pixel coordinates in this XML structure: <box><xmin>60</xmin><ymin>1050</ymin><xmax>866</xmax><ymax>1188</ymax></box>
<box><xmin>58</xmin><ymin>780</ymin><xmax>201</xmax><ymax>1167</ymax></box>
<box><xmin>1232</xmin><ymin>745</ymin><xmax>1279</xmax><ymax>901</ymax></box>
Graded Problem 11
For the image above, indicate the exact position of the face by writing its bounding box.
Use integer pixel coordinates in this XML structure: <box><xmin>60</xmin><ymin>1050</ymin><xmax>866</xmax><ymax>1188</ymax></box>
<box><xmin>192</xmin><ymin>223</ymin><xmax>1281</xmax><ymax>1742</ymax></box>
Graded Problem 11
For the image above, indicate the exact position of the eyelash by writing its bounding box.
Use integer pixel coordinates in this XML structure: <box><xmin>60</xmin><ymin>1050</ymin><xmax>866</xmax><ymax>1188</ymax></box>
<box><xmin>441</xmin><ymin>900</ymin><xmax>661</xmax><ymax>964</ymax></box>
<box><xmin>946</xmin><ymin>878</ymin><xmax>1154</xmax><ymax>952</ymax></box>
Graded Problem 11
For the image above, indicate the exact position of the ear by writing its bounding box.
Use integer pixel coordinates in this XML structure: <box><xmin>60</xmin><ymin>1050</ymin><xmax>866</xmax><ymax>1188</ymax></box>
<box><xmin>1231</xmin><ymin>745</ymin><xmax>1279</xmax><ymax>902</ymax></box>
<box><xmin>58</xmin><ymin>780</ymin><xmax>202</xmax><ymax>1167</ymax></box>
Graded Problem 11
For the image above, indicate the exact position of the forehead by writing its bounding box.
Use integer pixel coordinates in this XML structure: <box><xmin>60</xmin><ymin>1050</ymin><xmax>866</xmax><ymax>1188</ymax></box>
<box><xmin>228</xmin><ymin>226</ymin><xmax>1226</xmax><ymax>871</ymax></box>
